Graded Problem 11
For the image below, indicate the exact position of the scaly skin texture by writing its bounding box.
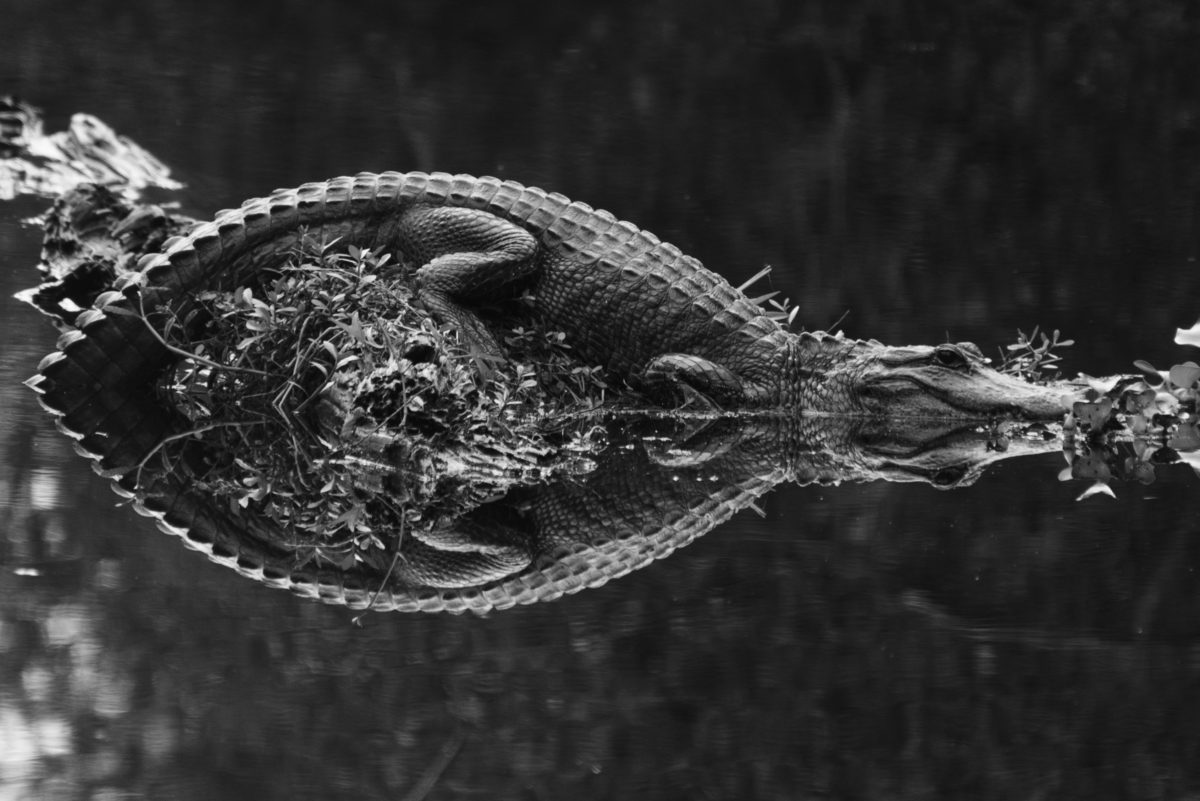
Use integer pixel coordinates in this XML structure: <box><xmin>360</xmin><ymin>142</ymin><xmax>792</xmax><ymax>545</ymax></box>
<box><xmin>39</xmin><ymin>171</ymin><xmax>1072</xmax><ymax>420</ymax></box>
<box><xmin>17</xmin><ymin>184</ymin><xmax>196</xmax><ymax>324</ymax></box>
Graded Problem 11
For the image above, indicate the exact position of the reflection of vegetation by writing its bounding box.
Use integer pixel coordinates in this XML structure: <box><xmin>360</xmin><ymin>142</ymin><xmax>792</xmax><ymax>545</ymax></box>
<box><xmin>4</xmin><ymin>463</ymin><xmax>1200</xmax><ymax>801</ymax></box>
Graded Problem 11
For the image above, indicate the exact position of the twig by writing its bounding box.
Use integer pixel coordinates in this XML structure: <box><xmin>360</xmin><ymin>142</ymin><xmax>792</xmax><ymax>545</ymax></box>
<box><xmin>116</xmin><ymin>292</ymin><xmax>269</xmax><ymax>376</ymax></box>
<box><xmin>351</xmin><ymin>515</ymin><xmax>407</xmax><ymax>625</ymax></box>
<box><xmin>131</xmin><ymin>420</ymin><xmax>258</xmax><ymax>488</ymax></box>
<box><xmin>398</xmin><ymin>728</ymin><xmax>467</xmax><ymax>801</ymax></box>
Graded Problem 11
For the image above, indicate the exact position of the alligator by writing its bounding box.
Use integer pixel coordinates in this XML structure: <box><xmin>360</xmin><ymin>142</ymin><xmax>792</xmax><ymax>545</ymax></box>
<box><xmin>31</xmin><ymin>171</ymin><xmax>1075</xmax><ymax>425</ymax></box>
<box><xmin>19</xmin><ymin>170</ymin><xmax>1092</xmax><ymax>612</ymax></box>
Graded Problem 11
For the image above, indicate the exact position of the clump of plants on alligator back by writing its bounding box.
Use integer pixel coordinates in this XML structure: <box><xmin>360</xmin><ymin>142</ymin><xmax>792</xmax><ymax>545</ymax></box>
<box><xmin>996</xmin><ymin>326</ymin><xmax>1074</xmax><ymax>383</ymax></box>
<box><xmin>147</xmin><ymin>241</ymin><xmax>608</xmax><ymax>571</ymax></box>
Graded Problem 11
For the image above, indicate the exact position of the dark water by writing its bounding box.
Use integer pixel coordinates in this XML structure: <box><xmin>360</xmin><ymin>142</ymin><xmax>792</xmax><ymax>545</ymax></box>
<box><xmin>3</xmin><ymin>2</ymin><xmax>1200</xmax><ymax>798</ymax></box>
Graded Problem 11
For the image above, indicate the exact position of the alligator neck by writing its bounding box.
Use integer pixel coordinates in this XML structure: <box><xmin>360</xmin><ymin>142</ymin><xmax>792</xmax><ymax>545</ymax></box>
<box><xmin>776</xmin><ymin>330</ymin><xmax>874</xmax><ymax>411</ymax></box>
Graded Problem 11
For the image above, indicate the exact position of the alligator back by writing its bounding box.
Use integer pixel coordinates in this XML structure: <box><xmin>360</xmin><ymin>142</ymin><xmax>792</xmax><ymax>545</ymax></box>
<box><xmin>46</xmin><ymin>172</ymin><xmax>791</xmax><ymax>403</ymax></box>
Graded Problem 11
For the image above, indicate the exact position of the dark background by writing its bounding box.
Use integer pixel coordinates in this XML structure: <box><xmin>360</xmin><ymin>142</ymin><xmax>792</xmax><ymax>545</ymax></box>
<box><xmin>2</xmin><ymin>1</ymin><xmax>1199</xmax><ymax>798</ymax></box>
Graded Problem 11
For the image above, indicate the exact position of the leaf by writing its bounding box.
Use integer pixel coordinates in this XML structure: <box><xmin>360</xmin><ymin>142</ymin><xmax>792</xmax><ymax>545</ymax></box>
<box><xmin>1072</xmin><ymin>451</ymin><xmax>1112</xmax><ymax>480</ymax></box>
<box><xmin>1167</xmin><ymin>361</ymin><xmax>1200</xmax><ymax>389</ymax></box>
<box><xmin>1154</xmin><ymin>390</ymin><xmax>1181</xmax><ymax>416</ymax></box>
<box><xmin>1076</xmin><ymin>481</ymin><xmax>1116</xmax><ymax>501</ymax></box>
<box><xmin>1072</xmin><ymin>398</ymin><xmax>1113</xmax><ymax>430</ymax></box>
<box><xmin>1168</xmin><ymin>423</ymin><xmax>1200</xmax><ymax>452</ymax></box>
<box><xmin>736</xmin><ymin>264</ymin><xmax>773</xmax><ymax>293</ymax></box>
<box><xmin>1175</xmin><ymin>322</ymin><xmax>1200</xmax><ymax>348</ymax></box>
<box><xmin>1126</xmin><ymin>460</ymin><xmax>1156</xmax><ymax>486</ymax></box>
<box><xmin>1131</xmin><ymin>360</ymin><xmax>1164</xmax><ymax>386</ymax></box>
<box><xmin>1124</xmin><ymin>388</ymin><xmax>1156</xmax><ymax>413</ymax></box>
<box><xmin>99</xmin><ymin>304</ymin><xmax>143</xmax><ymax>319</ymax></box>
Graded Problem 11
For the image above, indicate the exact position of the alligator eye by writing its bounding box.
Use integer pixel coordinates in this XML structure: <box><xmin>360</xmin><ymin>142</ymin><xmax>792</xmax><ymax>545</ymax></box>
<box><xmin>931</xmin><ymin>464</ymin><xmax>969</xmax><ymax>487</ymax></box>
<box><xmin>932</xmin><ymin>345</ymin><xmax>971</xmax><ymax>370</ymax></box>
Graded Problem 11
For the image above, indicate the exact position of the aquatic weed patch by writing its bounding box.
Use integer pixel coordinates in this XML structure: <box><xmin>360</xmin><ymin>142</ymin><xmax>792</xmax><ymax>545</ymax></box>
<box><xmin>994</xmin><ymin>325</ymin><xmax>1200</xmax><ymax>493</ymax></box>
<box><xmin>1064</xmin><ymin>358</ymin><xmax>1199</xmax><ymax>494</ymax></box>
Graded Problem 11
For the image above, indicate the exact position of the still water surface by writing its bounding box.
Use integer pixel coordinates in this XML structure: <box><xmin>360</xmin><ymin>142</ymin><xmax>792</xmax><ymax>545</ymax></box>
<box><xmin>2</xmin><ymin>2</ymin><xmax>1200</xmax><ymax>798</ymax></box>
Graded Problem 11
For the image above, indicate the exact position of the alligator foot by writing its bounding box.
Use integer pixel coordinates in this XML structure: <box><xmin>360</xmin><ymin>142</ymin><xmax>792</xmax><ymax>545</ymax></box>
<box><xmin>406</xmin><ymin>205</ymin><xmax>540</xmax><ymax>366</ymax></box>
<box><xmin>414</xmin><ymin>288</ymin><xmax>507</xmax><ymax>373</ymax></box>
<box><xmin>402</xmin><ymin>518</ymin><xmax>534</xmax><ymax>588</ymax></box>
<box><xmin>639</xmin><ymin>416</ymin><xmax>744</xmax><ymax>467</ymax></box>
<box><xmin>641</xmin><ymin>353</ymin><xmax>745</xmax><ymax>409</ymax></box>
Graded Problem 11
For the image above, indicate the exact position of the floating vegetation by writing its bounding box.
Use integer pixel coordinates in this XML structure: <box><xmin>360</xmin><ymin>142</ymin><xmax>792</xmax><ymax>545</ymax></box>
<box><xmin>1176</xmin><ymin>321</ymin><xmax>1200</xmax><ymax>348</ymax></box>
<box><xmin>151</xmin><ymin>241</ymin><xmax>606</xmax><ymax>570</ymax></box>
<box><xmin>991</xmin><ymin>323</ymin><xmax>1200</xmax><ymax>494</ymax></box>
<box><xmin>1062</xmin><ymin>356</ymin><xmax>1199</xmax><ymax>494</ymax></box>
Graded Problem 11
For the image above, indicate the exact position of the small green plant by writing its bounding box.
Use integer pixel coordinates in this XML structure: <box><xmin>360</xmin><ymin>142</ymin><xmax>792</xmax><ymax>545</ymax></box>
<box><xmin>999</xmin><ymin>326</ymin><xmax>1074</xmax><ymax>382</ymax></box>
<box><xmin>737</xmin><ymin>265</ymin><xmax>802</xmax><ymax>328</ymax></box>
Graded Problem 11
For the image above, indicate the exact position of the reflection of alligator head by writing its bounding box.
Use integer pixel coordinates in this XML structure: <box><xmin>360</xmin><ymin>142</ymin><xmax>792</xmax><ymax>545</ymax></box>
<box><xmin>27</xmin><ymin>352</ymin><xmax>1064</xmax><ymax>613</ymax></box>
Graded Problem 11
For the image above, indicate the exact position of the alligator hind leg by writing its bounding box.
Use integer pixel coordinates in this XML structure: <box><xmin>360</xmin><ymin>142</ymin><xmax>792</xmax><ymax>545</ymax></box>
<box><xmin>641</xmin><ymin>353</ymin><xmax>745</xmax><ymax>409</ymax></box>
<box><xmin>400</xmin><ymin>206</ymin><xmax>539</xmax><ymax>361</ymax></box>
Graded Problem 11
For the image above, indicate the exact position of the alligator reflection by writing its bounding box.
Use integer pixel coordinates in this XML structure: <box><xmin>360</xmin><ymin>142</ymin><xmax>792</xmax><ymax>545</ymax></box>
<box><xmin>0</xmin><ymin>96</ymin><xmax>181</xmax><ymax>201</ymax></box>
<box><xmin>28</xmin><ymin>355</ymin><xmax>1060</xmax><ymax>613</ymax></box>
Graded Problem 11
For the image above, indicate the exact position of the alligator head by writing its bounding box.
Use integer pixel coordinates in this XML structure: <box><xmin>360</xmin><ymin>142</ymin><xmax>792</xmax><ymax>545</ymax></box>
<box><xmin>794</xmin><ymin>334</ymin><xmax>1075</xmax><ymax>421</ymax></box>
